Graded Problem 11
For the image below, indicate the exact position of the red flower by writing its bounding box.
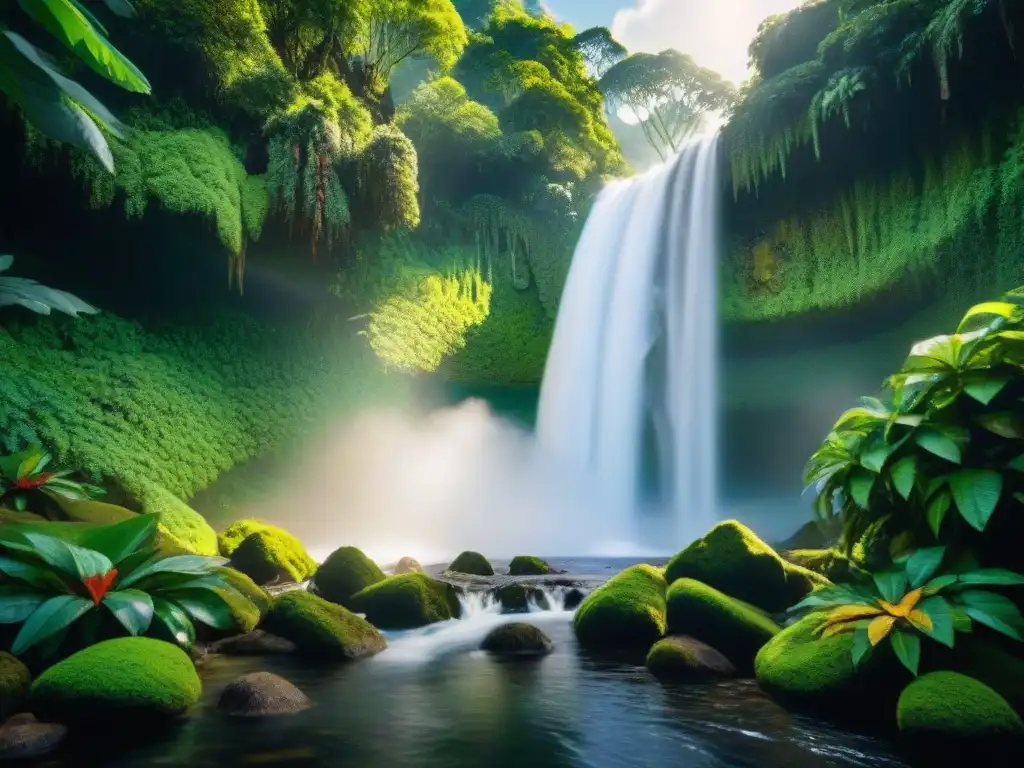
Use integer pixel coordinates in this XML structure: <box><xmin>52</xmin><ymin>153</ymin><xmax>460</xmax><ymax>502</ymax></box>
<box><xmin>82</xmin><ymin>569</ymin><xmax>118</xmax><ymax>605</ymax></box>
<box><xmin>13</xmin><ymin>473</ymin><xmax>52</xmax><ymax>490</ymax></box>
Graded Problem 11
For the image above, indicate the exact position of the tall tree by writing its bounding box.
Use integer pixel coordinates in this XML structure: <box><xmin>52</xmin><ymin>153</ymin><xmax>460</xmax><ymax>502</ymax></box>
<box><xmin>572</xmin><ymin>26</ymin><xmax>626</xmax><ymax>78</ymax></box>
<box><xmin>599</xmin><ymin>49</ymin><xmax>734</xmax><ymax>160</ymax></box>
<box><xmin>260</xmin><ymin>0</ymin><xmax>368</xmax><ymax>81</ymax></box>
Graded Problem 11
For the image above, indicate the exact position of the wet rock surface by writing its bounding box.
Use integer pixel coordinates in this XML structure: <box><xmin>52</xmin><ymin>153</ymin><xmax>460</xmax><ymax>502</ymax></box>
<box><xmin>217</xmin><ymin>672</ymin><xmax>312</xmax><ymax>717</ymax></box>
<box><xmin>0</xmin><ymin>713</ymin><xmax>67</xmax><ymax>760</ymax></box>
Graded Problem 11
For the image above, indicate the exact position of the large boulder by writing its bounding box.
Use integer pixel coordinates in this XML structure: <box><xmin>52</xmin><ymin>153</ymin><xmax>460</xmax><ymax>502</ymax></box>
<box><xmin>754</xmin><ymin>613</ymin><xmax>909</xmax><ymax>721</ymax></box>
<box><xmin>481</xmin><ymin>623</ymin><xmax>553</xmax><ymax>657</ymax></box>
<box><xmin>942</xmin><ymin>635</ymin><xmax>1024</xmax><ymax>713</ymax></box>
<box><xmin>264</xmin><ymin>591</ymin><xmax>386</xmax><ymax>662</ymax></box>
<box><xmin>0</xmin><ymin>653</ymin><xmax>30</xmax><ymax>721</ymax></box>
<box><xmin>665</xmin><ymin>521</ymin><xmax>829</xmax><ymax>613</ymax></box>
<box><xmin>350</xmin><ymin>574</ymin><xmax>461</xmax><ymax>630</ymax></box>
<box><xmin>573</xmin><ymin>564</ymin><xmax>666</xmax><ymax>652</ymax></box>
<box><xmin>447</xmin><ymin>551</ymin><xmax>494</xmax><ymax>576</ymax></box>
<box><xmin>897</xmin><ymin>672</ymin><xmax>1023</xmax><ymax>759</ymax></box>
<box><xmin>141</xmin><ymin>484</ymin><xmax>219</xmax><ymax>556</ymax></box>
<box><xmin>219</xmin><ymin>520</ymin><xmax>317</xmax><ymax>580</ymax></box>
<box><xmin>229</xmin><ymin>530</ymin><xmax>318</xmax><ymax>586</ymax></box>
<box><xmin>508</xmin><ymin>556</ymin><xmax>552</xmax><ymax>576</ymax></box>
<box><xmin>0</xmin><ymin>714</ymin><xmax>66</xmax><ymax>761</ymax></box>
<box><xmin>666</xmin><ymin>578</ymin><xmax>780</xmax><ymax>674</ymax></box>
<box><xmin>646</xmin><ymin>636</ymin><xmax>736</xmax><ymax>681</ymax></box>
<box><xmin>217</xmin><ymin>672</ymin><xmax>312</xmax><ymax>717</ymax></box>
<box><xmin>312</xmin><ymin>546</ymin><xmax>386</xmax><ymax>608</ymax></box>
<box><xmin>30</xmin><ymin>638</ymin><xmax>201</xmax><ymax>723</ymax></box>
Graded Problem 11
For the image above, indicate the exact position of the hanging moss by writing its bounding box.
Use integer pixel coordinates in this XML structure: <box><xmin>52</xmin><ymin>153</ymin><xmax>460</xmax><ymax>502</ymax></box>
<box><xmin>358</xmin><ymin>124</ymin><xmax>421</xmax><ymax>231</ymax></box>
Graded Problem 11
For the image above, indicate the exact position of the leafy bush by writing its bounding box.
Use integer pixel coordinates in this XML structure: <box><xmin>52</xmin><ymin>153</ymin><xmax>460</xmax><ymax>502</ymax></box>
<box><xmin>0</xmin><ymin>445</ymin><xmax>103</xmax><ymax>513</ymax></box>
<box><xmin>789</xmin><ymin>546</ymin><xmax>1024</xmax><ymax>677</ymax></box>
<box><xmin>806</xmin><ymin>290</ymin><xmax>1024</xmax><ymax>560</ymax></box>
<box><xmin>0</xmin><ymin>515</ymin><xmax>248</xmax><ymax>657</ymax></box>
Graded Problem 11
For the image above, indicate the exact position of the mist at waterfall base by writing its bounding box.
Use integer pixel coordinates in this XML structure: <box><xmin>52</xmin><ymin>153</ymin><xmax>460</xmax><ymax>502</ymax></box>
<box><xmin>248</xmin><ymin>138</ymin><xmax>727</xmax><ymax>565</ymax></box>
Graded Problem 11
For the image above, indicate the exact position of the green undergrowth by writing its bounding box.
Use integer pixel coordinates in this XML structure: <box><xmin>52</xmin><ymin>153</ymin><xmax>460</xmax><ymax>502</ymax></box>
<box><xmin>0</xmin><ymin>311</ymin><xmax>399</xmax><ymax>509</ymax></box>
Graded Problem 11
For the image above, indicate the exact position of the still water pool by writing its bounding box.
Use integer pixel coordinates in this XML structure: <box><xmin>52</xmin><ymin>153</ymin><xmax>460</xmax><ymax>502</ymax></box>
<box><xmin>59</xmin><ymin>602</ymin><xmax>909</xmax><ymax>768</ymax></box>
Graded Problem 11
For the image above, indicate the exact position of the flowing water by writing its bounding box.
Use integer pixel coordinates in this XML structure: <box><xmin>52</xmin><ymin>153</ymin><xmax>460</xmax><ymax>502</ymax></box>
<box><xmin>537</xmin><ymin>136</ymin><xmax>722</xmax><ymax>547</ymax></box>
<box><xmin>60</xmin><ymin>565</ymin><xmax>907</xmax><ymax>768</ymax></box>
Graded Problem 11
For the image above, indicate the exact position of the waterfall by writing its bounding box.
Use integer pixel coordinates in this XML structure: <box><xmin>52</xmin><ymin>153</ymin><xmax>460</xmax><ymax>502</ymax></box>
<box><xmin>536</xmin><ymin>135</ymin><xmax>722</xmax><ymax>546</ymax></box>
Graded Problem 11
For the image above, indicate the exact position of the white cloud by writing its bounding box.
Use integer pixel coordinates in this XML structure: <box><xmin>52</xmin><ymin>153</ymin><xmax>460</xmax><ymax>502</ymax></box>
<box><xmin>612</xmin><ymin>0</ymin><xmax>807</xmax><ymax>85</ymax></box>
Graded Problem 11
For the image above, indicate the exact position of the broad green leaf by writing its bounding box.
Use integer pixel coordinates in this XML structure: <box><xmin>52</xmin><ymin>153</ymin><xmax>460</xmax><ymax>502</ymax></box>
<box><xmin>788</xmin><ymin>586</ymin><xmax>869</xmax><ymax>612</ymax></box>
<box><xmin>848</xmin><ymin>469</ymin><xmax>875</xmax><ymax>508</ymax></box>
<box><xmin>164</xmin><ymin>588</ymin><xmax>235</xmax><ymax>631</ymax></box>
<box><xmin>916</xmin><ymin>595</ymin><xmax>955</xmax><ymax>647</ymax></box>
<box><xmin>1007</xmin><ymin>454</ymin><xmax>1024</xmax><ymax>472</ymax></box>
<box><xmin>860</xmin><ymin>433</ymin><xmax>904</xmax><ymax>473</ymax></box>
<box><xmin>103</xmin><ymin>588</ymin><xmax>154</xmax><ymax>635</ymax></box>
<box><xmin>17</xmin><ymin>0</ymin><xmax>151</xmax><ymax>93</ymax></box>
<box><xmin>955</xmin><ymin>590</ymin><xmax>1024</xmax><ymax>641</ymax></box>
<box><xmin>11</xmin><ymin>594</ymin><xmax>93</xmax><ymax>655</ymax></box>
<box><xmin>0</xmin><ymin>555</ymin><xmax>68</xmax><ymax>590</ymax></box>
<box><xmin>922</xmin><ymin>573</ymin><xmax>959</xmax><ymax>594</ymax></box>
<box><xmin>957</xmin><ymin>301</ymin><xmax>1021</xmax><ymax>333</ymax></box>
<box><xmin>0</xmin><ymin>585</ymin><xmax>47</xmax><ymax>623</ymax></box>
<box><xmin>977</xmin><ymin>412</ymin><xmax>1024</xmax><ymax>439</ymax></box>
<box><xmin>955</xmin><ymin>568</ymin><xmax>1024</xmax><ymax>587</ymax></box>
<box><xmin>950</xmin><ymin>605</ymin><xmax>973</xmax><ymax>633</ymax></box>
<box><xmin>117</xmin><ymin>554</ymin><xmax>227</xmax><ymax>589</ymax></box>
<box><xmin>152</xmin><ymin>596</ymin><xmax>195</xmax><ymax>649</ymax></box>
<box><xmin>17</xmin><ymin>531</ymin><xmax>112</xmax><ymax>578</ymax></box>
<box><xmin>851</xmin><ymin>624</ymin><xmax>872</xmax><ymax>666</ymax></box>
<box><xmin>78</xmin><ymin>515</ymin><xmax>158</xmax><ymax>565</ymax></box>
<box><xmin>948</xmin><ymin>469</ymin><xmax>1003</xmax><ymax>532</ymax></box>
<box><xmin>889</xmin><ymin>629</ymin><xmax>920</xmax><ymax>676</ymax></box>
<box><xmin>873</xmin><ymin>569</ymin><xmax>908</xmax><ymax>604</ymax></box>
<box><xmin>904</xmin><ymin>336</ymin><xmax>958</xmax><ymax>371</ymax></box>
<box><xmin>890</xmin><ymin>456</ymin><xmax>917</xmax><ymax>500</ymax></box>
<box><xmin>963</xmin><ymin>374</ymin><xmax>1010</xmax><ymax>405</ymax></box>
<box><xmin>915</xmin><ymin>429</ymin><xmax>961</xmax><ymax>464</ymax></box>
<box><xmin>905</xmin><ymin>547</ymin><xmax>946</xmax><ymax>588</ymax></box>
<box><xmin>926</xmin><ymin>489</ymin><xmax>952</xmax><ymax>539</ymax></box>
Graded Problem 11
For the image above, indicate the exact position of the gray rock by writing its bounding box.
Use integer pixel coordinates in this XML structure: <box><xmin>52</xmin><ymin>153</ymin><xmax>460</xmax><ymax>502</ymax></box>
<box><xmin>0</xmin><ymin>714</ymin><xmax>67</xmax><ymax>760</ymax></box>
<box><xmin>217</xmin><ymin>672</ymin><xmax>312</xmax><ymax>717</ymax></box>
<box><xmin>208</xmin><ymin>630</ymin><xmax>297</xmax><ymax>656</ymax></box>
<box><xmin>481</xmin><ymin>623</ymin><xmax>553</xmax><ymax>657</ymax></box>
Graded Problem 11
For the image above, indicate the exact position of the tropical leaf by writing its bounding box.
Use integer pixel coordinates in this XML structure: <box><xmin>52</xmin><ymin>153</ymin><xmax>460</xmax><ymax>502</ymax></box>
<box><xmin>926</xmin><ymin>489</ymin><xmax>952</xmax><ymax>538</ymax></box>
<box><xmin>976</xmin><ymin>412</ymin><xmax>1024</xmax><ymax>439</ymax></box>
<box><xmin>956</xmin><ymin>301</ymin><xmax>1021</xmax><ymax>333</ymax></box>
<box><xmin>867</xmin><ymin>614</ymin><xmax>897</xmax><ymax>646</ymax></box>
<box><xmin>163</xmin><ymin>588</ymin><xmax>236</xmax><ymax>630</ymax></box>
<box><xmin>851</xmin><ymin>624</ymin><xmax>872</xmax><ymax>665</ymax></box>
<box><xmin>117</xmin><ymin>554</ymin><xmax>228</xmax><ymax>589</ymax></box>
<box><xmin>962</xmin><ymin>374</ymin><xmax>1010</xmax><ymax>405</ymax></box>
<box><xmin>15</xmin><ymin>531</ymin><xmax>112</xmax><ymax>579</ymax></box>
<box><xmin>103</xmin><ymin>588</ymin><xmax>154</xmax><ymax>635</ymax></box>
<box><xmin>948</xmin><ymin>469</ymin><xmax>1002</xmax><ymax>532</ymax></box>
<box><xmin>873</xmin><ymin>569</ymin><xmax>908</xmax><ymax>604</ymax></box>
<box><xmin>890</xmin><ymin>629</ymin><xmax>921</xmax><ymax>675</ymax></box>
<box><xmin>79</xmin><ymin>515</ymin><xmax>158</xmax><ymax>565</ymax></box>
<box><xmin>152</xmin><ymin>596</ymin><xmax>196</xmax><ymax>649</ymax></box>
<box><xmin>914</xmin><ymin>595</ymin><xmax>955</xmax><ymax>647</ymax></box>
<box><xmin>905</xmin><ymin>547</ymin><xmax>946</xmax><ymax>589</ymax></box>
<box><xmin>915</xmin><ymin>429</ymin><xmax>962</xmax><ymax>464</ymax></box>
<box><xmin>890</xmin><ymin>455</ymin><xmax>917</xmax><ymax>500</ymax></box>
<box><xmin>0</xmin><ymin>555</ymin><xmax>68</xmax><ymax>590</ymax></box>
<box><xmin>954</xmin><ymin>590</ymin><xmax>1024</xmax><ymax>641</ymax></box>
<box><xmin>955</xmin><ymin>568</ymin><xmax>1024</xmax><ymax>587</ymax></box>
<box><xmin>11</xmin><ymin>594</ymin><xmax>93</xmax><ymax>654</ymax></box>
<box><xmin>849</xmin><ymin>468</ymin><xmax>875</xmax><ymax>508</ymax></box>
<box><xmin>0</xmin><ymin>585</ymin><xmax>47</xmax><ymax>623</ymax></box>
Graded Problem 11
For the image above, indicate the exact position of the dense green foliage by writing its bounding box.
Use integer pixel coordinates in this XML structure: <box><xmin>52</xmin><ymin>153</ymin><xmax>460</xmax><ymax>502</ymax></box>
<box><xmin>806</xmin><ymin>290</ymin><xmax>1024</xmax><ymax>566</ymax></box>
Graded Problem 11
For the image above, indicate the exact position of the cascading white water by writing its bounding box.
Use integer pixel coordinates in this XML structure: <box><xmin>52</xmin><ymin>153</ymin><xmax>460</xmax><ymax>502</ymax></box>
<box><xmin>536</xmin><ymin>135</ymin><xmax>722</xmax><ymax>546</ymax></box>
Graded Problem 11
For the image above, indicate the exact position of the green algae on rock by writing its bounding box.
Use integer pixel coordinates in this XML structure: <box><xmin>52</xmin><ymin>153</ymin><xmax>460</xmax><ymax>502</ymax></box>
<box><xmin>226</xmin><ymin>524</ymin><xmax>318</xmax><ymax>585</ymax></box>
<box><xmin>30</xmin><ymin>638</ymin><xmax>201</xmax><ymax>723</ymax></box>
<box><xmin>312</xmin><ymin>546</ymin><xmax>387</xmax><ymax>608</ymax></box>
<box><xmin>646</xmin><ymin>636</ymin><xmax>736</xmax><ymax>681</ymax></box>
<box><xmin>481</xmin><ymin>623</ymin><xmax>553</xmax><ymax>657</ymax></box>
<box><xmin>508</xmin><ymin>556</ymin><xmax>552</xmax><ymax>576</ymax></box>
<box><xmin>350</xmin><ymin>574</ymin><xmax>461</xmax><ymax>630</ymax></box>
<box><xmin>665</xmin><ymin>521</ymin><xmax>828</xmax><ymax>613</ymax></box>
<box><xmin>264</xmin><ymin>591</ymin><xmax>386</xmax><ymax>662</ymax></box>
<box><xmin>573</xmin><ymin>564</ymin><xmax>666</xmax><ymax>651</ymax></box>
<box><xmin>447</xmin><ymin>551</ymin><xmax>494</xmax><ymax>576</ymax></box>
<box><xmin>665</xmin><ymin>578</ymin><xmax>780</xmax><ymax>674</ymax></box>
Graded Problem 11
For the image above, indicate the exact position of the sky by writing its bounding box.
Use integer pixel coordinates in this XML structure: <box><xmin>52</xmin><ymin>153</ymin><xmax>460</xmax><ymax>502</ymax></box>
<box><xmin>543</xmin><ymin>0</ymin><xmax>809</xmax><ymax>85</ymax></box>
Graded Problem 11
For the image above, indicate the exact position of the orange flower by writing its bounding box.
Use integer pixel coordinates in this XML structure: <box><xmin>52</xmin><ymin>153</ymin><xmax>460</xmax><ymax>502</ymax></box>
<box><xmin>82</xmin><ymin>569</ymin><xmax>118</xmax><ymax>605</ymax></box>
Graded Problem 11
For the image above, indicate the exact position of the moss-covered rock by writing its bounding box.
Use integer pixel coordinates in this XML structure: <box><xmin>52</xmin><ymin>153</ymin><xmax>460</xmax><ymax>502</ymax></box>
<box><xmin>573</xmin><ymin>564</ymin><xmax>666</xmax><ymax>652</ymax></box>
<box><xmin>646</xmin><ymin>636</ymin><xmax>736</xmax><ymax>681</ymax></box>
<box><xmin>897</xmin><ymin>672</ymin><xmax>1024</xmax><ymax>757</ymax></box>
<box><xmin>312</xmin><ymin>546</ymin><xmax>386</xmax><ymax>608</ymax></box>
<box><xmin>393</xmin><ymin>556</ymin><xmax>424</xmax><ymax>575</ymax></box>
<box><xmin>30</xmin><ymin>638</ymin><xmax>201</xmax><ymax>723</ymax></box>
<box><xmin>496</xmin><ymin>583</ymin><xmax>530</xmax><ymax>613</ymax></box>
<box><xmin>350</xmin><ymin>574</ymin><xmax>461</xmax><ymax>630</ymax></box>
<box><xmin>142</xmin><ymin>483</ymin><xmax>219</xmax><ymax>556</ymax></box>
<box><xmin>264</xmin><ymin>591</ymin><xmax>386</xmax><ymax>661</ymax></box>
<box><xmin>508</xmin><ymin>556</ymin><xmax>552</xmax><ymax>576</ymax></box>
<box><xmin>0</xmin><ymin>652</ymin><xmax>30</xmax><ymax>720</ymax></box>
<box><xmin>212</xmin><ymin>567</ymin><xmax>271</xmax><ymax>636</ymax></box>
<box><xmin>665</xmin><ymin>521</ymin><xmax>829</xmax><ymax>613</ymax></box>
<box><xmin>229</xmin><ymin>529</ymin><xmax>318</xmax><ymax>585</ymax></box>
<box><xmin>754</xmin><ymin>613</ymin><xmax>908</xmax><ymax>720</ymax></box>
<box><xmin>481</xmin><ymin>623</ymin><xmax>553</xmax><ymax>657</ymax></box>
<box><xmin>944</xmin><ymin>635</ymin><xmax>1024</xmax><ymax>713</ymax></box>
<box><xmin>665</xmin><ymin>578</ymin><xmax>780</xmax><ymax>674</ymax></box>
<box><xmin>780</xmin><ymin>548</ymin><xmax>852</xmax><ymax>582</ymax></box>
<box><xmin>447</xmin><ymin>551</ymin><xmax>494</xmax><ymax>576</ymax></box>
<box><xmin>773</xmin><ymin>519</ymin><xmax>837</xmax><ymax>551</ymax></box>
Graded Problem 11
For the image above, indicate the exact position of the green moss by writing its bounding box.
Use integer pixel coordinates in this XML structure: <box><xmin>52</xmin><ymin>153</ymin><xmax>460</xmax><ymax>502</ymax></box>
<box><xmin>897</xmin><ymin>672</ymin><xmax>1023</xmax><ymax>753</ymax></box>
<box><xmin>573</xmin><ymin>564</ymin><xmax>667</xmax><ymax>652</ymax></box>
<box><xmin>645</xmin><ymin>636</ymin><xmax>736</xmax><ymax>681</ymax></box>
<box><xmin>665</xmin><ymin>578</ymin><xmax>780</xmax><ymax>674</ymax></box>
<box><xmin>229</xmin><ymin>530</ymin><xmax>317</xmax><ymax>585</ymax></box>
<box><xmin>448</xmin><ymin>551</ymin><xmax>494</xmax><ymax>576</ymax></box>
<box><xmin>782</xmin><ymin>549</ymin><xmax>853</xmax><ymax>582</ymax></box>
<box><xmin>350</xmin><ymin>574</ymin><xmax>461</xmax><ymax>630</ymax></box>
<box><xmin>215</xmin><ymin>567</ymin><xmax>270</xmax><ymax>634</ymax></box>
<box><xmin>497</xmin><ymin>583</ymin><xmax>530</xmax><ymax>612</ymax></box>
<box><xmin>755</xmin><ymin>613</ymin><xmax>908</xmax><ymax>719</ymax></box>
<box><xmin>142</xmin><ymin>484</ymin><xmax>218</xmax><ymax>557</ymax></box>
<box><xmin>30</xmin><ymin>638</ymin><xmax>201</xmax><ymax>723</ymax></box>
<box><xmin>665</xmin><ymin>521</ymin><xmax>828</xmax><ymax>613</ymax></box>
<box><xmin>0</xmin><ymin>651</ymin><xmax>31</xmax><ymax>720</ymax></box>
<box><xmin>312</xmin><ymin>546</ymin><xmax>386</xmax><ymax>608</ymax></box>
<box><xmin>480</xmin><ymin>622</ymin><xmax>553</xmax><ymax>656</ymax></box>
<box><xmin>508</xmin><ymin>555</ymin><xmax>552</xmax><ymax>576</ymax></box>
<box><xmin>264</xmin><ymin>591</ymin><xmax>386</xmax><ymax>662</ymax></box>
<box><xmin>940</xmin><ymin>635</ymin><xmax>1024</xmax><ymax>714</ymax></box>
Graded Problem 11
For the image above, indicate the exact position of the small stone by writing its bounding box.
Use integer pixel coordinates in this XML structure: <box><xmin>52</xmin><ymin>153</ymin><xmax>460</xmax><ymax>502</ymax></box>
<box><xmin>217</xmin><ymin>672</ymin><xmax>312</xmax><ymax>717</ymax></box>
<box><xmin>208</xmin><ymin>630</ymin><xmax>297</xmax><ymax>656</ymax></box>
<box><xmin>647</xmin><ymin>636</ymin><xmax>737</xmax><ymax>681</ymax></box>
<box><xmin>393</xmin><ymin>557</ymin><xmax>424</xmax><ymax>575</ymax></box>
<box><xmin>481</xmin><ymin>623</ymin><xmax>553</xmax><ymax>657</ymax></box>
<box><xmin>0</xmin><ymin>717</ymin><xmax>67</xmax><ymax>760</ymax></box>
